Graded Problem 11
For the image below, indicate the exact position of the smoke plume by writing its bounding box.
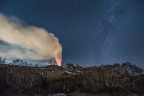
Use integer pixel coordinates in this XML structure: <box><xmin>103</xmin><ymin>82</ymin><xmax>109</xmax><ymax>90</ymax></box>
<box><xmin>0</xmin><ymin>14</ymin><xmax>62</xmax><ymax>66</ymax></box>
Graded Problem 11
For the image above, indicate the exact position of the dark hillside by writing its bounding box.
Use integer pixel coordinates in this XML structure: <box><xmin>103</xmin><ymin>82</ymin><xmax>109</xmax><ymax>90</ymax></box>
<box><xmin>0</xmin><ymin>61</ymin><xmax>143</xmax><ymax>96</ymax></box>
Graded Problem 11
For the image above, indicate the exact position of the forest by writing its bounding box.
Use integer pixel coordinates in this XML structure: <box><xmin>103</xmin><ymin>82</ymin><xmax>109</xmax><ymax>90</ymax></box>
<box><xmin>0</xmin><ymin>57</ymin><xmax>144</xmax><ymax>96</ymax></box>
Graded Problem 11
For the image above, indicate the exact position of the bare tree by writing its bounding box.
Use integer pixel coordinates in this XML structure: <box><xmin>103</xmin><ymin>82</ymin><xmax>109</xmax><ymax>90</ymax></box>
<box><xmin>0</xmin><ymin>57</ymin><xmax>6</xmax><ymax>64</ymax></box>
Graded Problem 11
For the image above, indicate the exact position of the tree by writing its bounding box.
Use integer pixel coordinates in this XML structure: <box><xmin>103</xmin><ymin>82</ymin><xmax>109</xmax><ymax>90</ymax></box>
<box><xmin>0</xmin><ymin>57</ymin><xmax>6</xmax><ymax>64</ymax></box>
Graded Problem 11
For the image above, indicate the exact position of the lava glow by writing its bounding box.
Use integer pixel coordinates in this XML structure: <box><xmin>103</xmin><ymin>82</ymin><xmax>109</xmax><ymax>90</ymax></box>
<box><xmin>56</xmin><ymin>58</ymin><xmax>62</xmax><ymax>66</ymax></box>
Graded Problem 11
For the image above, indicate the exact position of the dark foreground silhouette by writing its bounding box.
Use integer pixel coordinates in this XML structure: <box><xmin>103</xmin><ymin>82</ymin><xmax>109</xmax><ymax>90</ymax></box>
<box><xmin>0</xmin><ymin>59</ymin><xmax>144</xmax><ymax>96</ymax></box>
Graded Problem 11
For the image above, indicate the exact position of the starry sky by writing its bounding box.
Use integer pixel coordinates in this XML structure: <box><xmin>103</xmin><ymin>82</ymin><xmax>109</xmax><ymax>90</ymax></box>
<box><xmin>0</xmin><ymin>0</ymin><xmax>144</xmax><ymax>66</ymax></box>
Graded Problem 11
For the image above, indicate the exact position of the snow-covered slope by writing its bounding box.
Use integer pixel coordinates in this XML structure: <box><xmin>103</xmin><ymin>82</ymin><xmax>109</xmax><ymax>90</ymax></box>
<box><xmin>43</xmin><ymin>64</ymin><xmax>83</xmax><ymax>75</ymax></box>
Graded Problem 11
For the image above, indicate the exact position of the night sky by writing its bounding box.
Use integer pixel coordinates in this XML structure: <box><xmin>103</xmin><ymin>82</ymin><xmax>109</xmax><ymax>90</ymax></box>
<box><xmin>0</xmin><ymin>0</ymin><xmax>144</xmax><ymax>66</ymax></box>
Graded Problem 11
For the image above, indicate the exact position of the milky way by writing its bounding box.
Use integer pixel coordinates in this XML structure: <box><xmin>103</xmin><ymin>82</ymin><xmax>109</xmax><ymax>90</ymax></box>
<box><xmin>0</xmin><ymin>0</ymin><xmax>144</xmax><ymax>66</ymax></box>
<box><xmin>101</xmin><ymin>0</ymin><xmax>144</xmax><ymax>66</ymax></box>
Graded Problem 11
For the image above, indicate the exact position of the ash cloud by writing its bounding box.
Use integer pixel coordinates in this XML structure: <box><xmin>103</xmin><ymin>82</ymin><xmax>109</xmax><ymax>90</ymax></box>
<box><xmin>0</xmin><ymin>14</ymin><xmax>62</xmax><ymax>65</ymax></box>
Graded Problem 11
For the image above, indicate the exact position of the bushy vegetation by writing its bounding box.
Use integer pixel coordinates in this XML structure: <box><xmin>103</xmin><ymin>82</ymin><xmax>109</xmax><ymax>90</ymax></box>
<box><xmin>0</xmin><ymin>58</ymin><xmax>144</xmax><ymax>96</ymax></box>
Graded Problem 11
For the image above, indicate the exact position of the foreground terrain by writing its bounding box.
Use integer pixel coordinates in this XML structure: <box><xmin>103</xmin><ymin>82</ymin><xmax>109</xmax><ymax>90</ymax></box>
<box><xmin>0</xmin><ymin>59</ymin><xmax>144</xmax><ymax>96</ymax></box>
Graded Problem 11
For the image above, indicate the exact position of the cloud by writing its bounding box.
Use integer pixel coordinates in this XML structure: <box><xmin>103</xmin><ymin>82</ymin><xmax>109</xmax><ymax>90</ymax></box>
<box><xmin>0</xmin><ymin>14</ymin><xmax>62</xmax><ymax>65</ymax></box>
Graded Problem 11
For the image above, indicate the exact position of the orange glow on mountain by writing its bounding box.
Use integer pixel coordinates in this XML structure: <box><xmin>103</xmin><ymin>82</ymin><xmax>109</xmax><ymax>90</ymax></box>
<box><xmin>56</xmin><ymin>58</ymin><xmax>62</xmax><ymax>66</ymax></box>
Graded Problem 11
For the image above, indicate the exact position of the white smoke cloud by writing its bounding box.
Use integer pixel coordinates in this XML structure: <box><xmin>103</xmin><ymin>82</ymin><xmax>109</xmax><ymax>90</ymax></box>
<box><xmin>0</xmin><ymin>14</ymin><xmax>62</xmax><ymax>65</ymax></box>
